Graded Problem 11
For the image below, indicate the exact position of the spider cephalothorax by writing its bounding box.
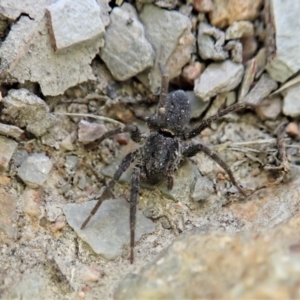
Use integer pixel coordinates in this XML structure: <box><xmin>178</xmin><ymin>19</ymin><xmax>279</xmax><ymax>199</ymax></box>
<box><xmin>81</xmin><ymin>62</ymin><xmax>254</xmax><ymax>263</ymax></box>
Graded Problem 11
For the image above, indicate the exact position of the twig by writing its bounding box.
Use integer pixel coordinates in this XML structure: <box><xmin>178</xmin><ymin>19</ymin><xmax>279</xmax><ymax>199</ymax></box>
<box><xmin>55</xmin><ymin>112</ymin><xmax>124</xmax><ymax>126</ymax></box>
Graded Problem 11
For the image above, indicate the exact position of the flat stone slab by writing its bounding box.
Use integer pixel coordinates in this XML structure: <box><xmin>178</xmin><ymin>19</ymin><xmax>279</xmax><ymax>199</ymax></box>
<box><xmin>63</xmin><ymin>199</ymin><xmax>155</xmax><ymax>260</ymax></box>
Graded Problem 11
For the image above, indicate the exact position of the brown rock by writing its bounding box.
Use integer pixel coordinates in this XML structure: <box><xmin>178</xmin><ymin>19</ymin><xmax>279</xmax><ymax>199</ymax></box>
<box><xmin>193</xmin><ymin>0</ymin><xmax>213</xmax><ymax>13</ymax></box>
<box><xmin>209</xmin><ymin>0</ymin><xmax>262</xmax><ymax>29</ymax></box>
<box><xmin>182</xmin><ymin>61</ymin><xmax>204</xmax><ymax>84</ymax></box>
<box><xmin>255</xmin><ymin>96</ymin><xmax>282</xmax><ymax>120</ymax></box>
<box><xmin>286</xmin><ymin>122</ymin><xmax>299</xmax><ymax>137</ymax></box>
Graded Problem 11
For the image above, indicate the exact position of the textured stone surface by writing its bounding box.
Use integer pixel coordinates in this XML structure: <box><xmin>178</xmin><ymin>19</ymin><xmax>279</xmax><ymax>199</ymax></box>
<box><xmin>100</xmin><ymin>3</ymin><xmax>154</xmax><ymax>81</ymax></box>
<box><xmin>187</xmin><ymin>91</ymin><xmax>210</xmax><ymax>119</ymax></box>
<box><xmin>0</xmin><ymin>16</ymin><xmax>102</xmax><ymax>96</ymax></box>
<box><xmin>266</xmin><ymin>0</ymin><xmax>300</xmax><ymax>82</ymax></box>
<box><xmin>63</xmin><ymin>199</ymin><xmax>156</xmax><ymax>260</ymax></box>
<box><xmin>0</xmin><ymin>123</ymin><xmax>24</xmax><ymax>140</ymax></box>
<box><xmin>197</xmin><ymin>22</ymin><xmax>228</xmax><ymax>61</ymax></box>
<box><xmin>0</xmin><ymin>189</ymin><xmax>17</xmax><ymax>241</ymax></box>
<box><xmin>283</xmin><ymin>83</ymin><xmax>300</xmax><ymax>117</ymax></box>
<box><xmin>0</xmin><ymin>136</ymin><xmax>18</xmax><ymax>171</ymax></box>
<box><xmin>138</xmin><ymin>4</ymin><xmax>195</xmax><ymax>93</ymax></box>
<box><xmin>194</xmin><ymin>60</ymin><xmax>244</xmax><ymax>101</ymax></box>
<box><xmin>243</xmin><ymin>73</ymin><xmax>278</xmax><ymax>105</ymax></box>
<box><xmin>209</xmin><ymin>0</ymin><xmax>262</xmax><ymax>28</ymax></box>
<box><xmin>46</xmin><ymin>0</ymin><xmax>105</xmax><ymax>51</ymax></box>
<box><xmin>115</xmin><ymin>209</ymin><xmax>300</xmax><ymax>299</ymax></box>
<box><xmin>225</xmin><ymin>20</ymin><xmax>254</xmax><ymax>40</ymax></box>
<box><xmin>18</xmin><ymin>153</ymin><xmax>53</xmax><ymax>188</ymax></box>
<box><xmin>1</xmin><ymin>89</ymin><xmax>54</xmax><ymax>137</ymax></box>
<box><xmin>78</xmin><ymin>120</ymin><xmax>107</xmax><ymax>144</ymax></box>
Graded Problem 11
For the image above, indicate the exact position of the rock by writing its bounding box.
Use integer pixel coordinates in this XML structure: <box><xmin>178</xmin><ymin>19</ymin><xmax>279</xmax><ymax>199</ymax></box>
<box><xmin>0</xmin><ymin>136</ymin><xmax>18</xmax><ymax>171</ymax></box>
<box><xmin>0</xmin><ymin>123</ymin><xmax>24</xmax><ymax>140</ymax></box>
<box><xmin>0</xmin><ymin>0</ymin><xmax>55</xmax><ymax>21</ymax></box>
<box><xmin>225</xmin><ymin>20</ymin><xmax>254</xmax><ymax>39</ymax></box>
<box><xmin>283</xmin><ymin>83</ymin><xmax>300</xmax><ymax>117</ymax></box>
<box><xmin>238</xmin><ymin>58</ymin><xmax>256</xmax><ymax>101</ymax></box>
<box><xmin>1</xmin><ymin>89</ymin><xmax>54</xmax><ymax>137</ymax></box>
<box><xmin>0</xmin><ymin>16</ymin><xmax>102</xmax><ymax>96</ymax></box>
<box><xmin>79</xmin><ymin>265</ymin><xmax>102</xmax><ymax>283</ymax></box>
<box><xmin>243</xmin><ymin>73</ymin><xmax>278</xmax><ymax>105</ymax></box>
<box><xmin>18</xmin><ymin>153</ymin><xmax>53</xmax><ymax>188</ymax></box>
<box><xmin>63</xmin><ymin>199</ymin><xmax>155</xmax><ymax>260</ymax></box>
<box><xmin>191</xmin><ymin>176</ymin><xmax>215</xmax><ymax>201</ymax></box>
<box><xmin>182</xmin><ymin>61</ymin><xmax>204</xmax><ymax>84</ymax></box>
<box><xmin>100</xmin><ymin>3</ymin><xmax>154</xmax><ymax>81</ymax></box>
<box><xmin>209</xmin><ymin>0</ymin><xmax>262</xmax><ymax>29</ymax></box>
<box><xmin>78</xmin><ymin>120</ymin><xmax>107</xmax><ymax>144</ymax></box>
<box><xmin>255</xmin><ymin>96</ymin><xmax>282</xmax><ymax>120</ymax></box>
<box><xmin>0</xmin><ymin>189</ymin><xmax>17</xmax><ymax>241</ymax></box>
<box><xmin>12</xmin><ymin>149</ymin><xmax>28</xmax><ymax>167</ymax></box>
<box><xmin>266</xmin><ymin>0</ymin><xmax>300</xmax><ymax>82</ymax></box>
<box><xmin>193</xmin><ymin>0</ymin><xmax>213</xmax><ymax>12</ymax></box>
<box><xmin>138</xmin><ymin>4</ymin><xmax>195</xmax><ymax>93</ymax></box>
<box><xmin>241</xmin><ymin>36</ymin><xmax>258</xmax><ymax>62</ymax></box>
<box><xmin>158</xmin><ymin>160</ymin><xmax>201</xmax><ymax>202</ymax></box>
<box><xmin>197</xmin><ymin>22</ymin><xmax>228</xmax><ymax>61</ymax></box>
<box><xmin>187</xmin><ymin>91</ymin><xmax>210</xmax><ymax>119</ymax></box>
<box><xmin>46</xmin><ymin>0</ymin><xmax>105</xmax><ymax>51</ymax></box>
<box><xmin>96</xmin><ymin>0</ymin><xmax>111</xmax><ymax>27</ymax></box>
<box><xmin>194</xmin><ymin>60</ymin><xmax>244</xmax><ymax>101</ymax></box>
<box><xmin>203</xmin><ymin>92</ymin><xmax>227</xmax><ymax>119</ymax></box>
<box><xmin>224</xmin><ymin>40</ymin><xmax>243</xmax><ymax>63</ymax></box>
<box><xmin>286</xmin><ymin>122</ymin><xmax>299</xmax><ymax>137</ymax></box>
<box><xmin>21</xmin><ymin>187</ymin><xmax>42</xmax><ymax>217</ymax></box>
<box><xmin>115</xmin><ymin>209</ymin><xmax>300</xmax><ymax>300</ymax></box>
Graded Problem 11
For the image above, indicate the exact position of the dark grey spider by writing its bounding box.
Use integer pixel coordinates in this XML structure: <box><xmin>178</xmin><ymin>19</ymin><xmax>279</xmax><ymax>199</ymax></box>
<box><xmin>81</xmin><ymin>63</ymin><xmax>255</xmax><ymax>263</ymax></box>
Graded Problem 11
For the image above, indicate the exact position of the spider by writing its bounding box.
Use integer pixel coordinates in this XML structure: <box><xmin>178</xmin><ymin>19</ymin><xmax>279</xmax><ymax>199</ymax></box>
<box><xmin>81</xmin><ymin>63</ymin><xmax>255</xmax><ymax>263</ymax></box>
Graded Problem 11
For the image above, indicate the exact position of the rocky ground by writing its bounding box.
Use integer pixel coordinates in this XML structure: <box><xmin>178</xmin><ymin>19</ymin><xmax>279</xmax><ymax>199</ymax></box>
<box><xmin>1</xmin><ymin>0</ymin><xmax>300</xmax><ymax>299</ymax></box>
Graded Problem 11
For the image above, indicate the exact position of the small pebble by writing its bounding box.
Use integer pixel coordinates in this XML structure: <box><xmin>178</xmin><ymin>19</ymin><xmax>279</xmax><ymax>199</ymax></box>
<box><xmin>50</xmin><ymin>221</ymin><xmax>66</xmax><ymax>233</ymax></box>
<box><xmin>286</xmin><ymin>122</ymin><xmax>299</xmax><ymax>137</ymax></box>
<box><xmin>80</xmin><ymin>266</ymin><xmax>101</xmax><ymax>282</ymax></box>
<box><xmin>182</xmin><ymin>62</ymin><xmax>204</xmax><ymax>83</ymax></box>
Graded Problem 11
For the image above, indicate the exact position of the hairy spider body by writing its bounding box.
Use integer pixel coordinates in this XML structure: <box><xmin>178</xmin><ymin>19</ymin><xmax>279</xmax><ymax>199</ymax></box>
<box><xmin>81</xmin><ymin>63</ymin><xmax>255</xmax><ymax>264</ymax></box>
<box><xmin>142</xmin><ymin>132</ymin><xmax>182</xmax><ymax>187</ymax></box>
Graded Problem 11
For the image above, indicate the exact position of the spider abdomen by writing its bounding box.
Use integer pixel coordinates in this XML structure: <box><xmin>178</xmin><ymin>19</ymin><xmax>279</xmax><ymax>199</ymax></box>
<box><xmin>142</xmin><ymin>132</ymin><xmax>181</xmax><ymax>184</ymax></box>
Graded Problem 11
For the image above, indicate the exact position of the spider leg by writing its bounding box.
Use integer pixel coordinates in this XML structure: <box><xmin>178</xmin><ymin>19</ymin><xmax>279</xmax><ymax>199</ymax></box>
<box><xmin>81</xmin><ymin>150</ymin><xmax>138</xmax><ymax>229</ymax></box>
<box><xmin>183</xmin><ymin>143</ymin><xmax>247</xmax><ymax>197</ymax></box>
<box><xmin>158</xmin><ymin>61</ymin><xmax>169</xmax><ymax>112</ymax></box>
<box><xmin>130</xmin><ymin>165</ymin><xmax>141</xmax><ymax>264</ymax></box>
<box><xmin>183</xmin><ymin>102</ymin><xmax>256</xmax><ymax>140</ymax></box>
<box><xmin>86</xmin><ymin>125</ymin><xmax>143</xmax><ymax>150</ymax></box>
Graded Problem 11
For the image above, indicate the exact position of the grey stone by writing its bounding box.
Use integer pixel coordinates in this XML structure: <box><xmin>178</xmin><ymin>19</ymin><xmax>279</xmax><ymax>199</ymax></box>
<box><xmin>0</xmin><ymin>16</ymin><xmax>102</xmax><ymax>96</ymax></box>
<box><xmin>225</xmin><ymin>40</ymin><xmax>243</xmax><ymax>63</ymax></box>
<box><xmin>158</xmin><ymin>160</ymin><xmax>201</xmax><ymax>202</ymax></box>
<box><xmin>243</xmin><ymin>73</ymin><xmax>278</xmax><ymax>105</ymax></box>
<box><xmin>65</xmin><ymin>155</ymin><xmax>79</xmax><ymax>175</ymax></box>
<box><xmin>18</xmin><ymin>153</ymin><xmax>53</xmax><ymax>188</ymax></box>
<box><xmin>187</xmin><ymin>91</ymin><xmax>210</xmax><ymax>119</ymax></box>
<box><xmin>100</xmin><ymin>3</ymin><xmax>154</xmax><ymax>81</ymax></box>
<box><xmin>198</xmin><ymin>22</ymin><xmax>228</xmax><ymax>61</ymax></box>
<box><xmin>0</xmin><ymin>0</ymin><xmax>56</xmax><ymax>21</ymax></box>
<box><xmin>138</xmin><ymin>4</ymin><xmax>195</xmax><ymax>93</ymax></box>
<box><xmin>63</xmin><ymin>199</ymin><xmax>155</xmax><ymax>260</ymax></box>
<box><xmin>12</xmin><ymin>149</ymin><xmax>28</xmax><ymax>167</ymax></box>
<box><xmin>46</xmin><ymin>0</ymin><xmax>105</xmax><ymax>51</ymax></box>
<box><xmin>0</xmin><ymin>136</ymin><xmax>18</xmax><ymax>170</ymax></box>
<box><xmin>283</xmin><ymin>83</ymin><xmax>300</xmax><ymax>117</ymax></box>
<box><xmin>1</xmin><ymin>89</ymin><xmax>54</xmax><ymax>137</ymax></box>
<box><xmin>266</xmin><ymin>0</ymin><xmax>300</xmax><ymax>82</ymax></box>
<box><xmin>191</xmin><ymin>176</ymin><xmax>215</xmax><ymax>202</ymax></box>
<box><xmin>0</xmin><ymin>123</ymin><xmax>24</xmax><ymax>140</ymax></box>
<box><xmin>225</xmin><ymin>21</ymin><xmax>254</xmax><ymax>40</ymax></box>
<box><xmin>96</xmin><ymin>0</ymin><xmax>111</xmax><ymax>27</ymax></box>
<box><xmin>194</xmin><ymin>60</ymin><xmax>244</xmax><ymax>101</ymax></box>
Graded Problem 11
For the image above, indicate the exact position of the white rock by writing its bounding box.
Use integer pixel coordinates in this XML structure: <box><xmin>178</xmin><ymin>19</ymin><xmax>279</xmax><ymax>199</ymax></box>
<box><xmin>46</xmin><ymin>0</ymin><xmax>105</xmax><ymax>51</ymax></box>
<box><xmin>194</xmin><ymin>60</ymin><xmax>244</xmax><ymax>101</ymax></box>
<box><xmin>18</xmin><ymin>153</ymin><xmax>53</xmax><ymax>188</ymax></box>
<box><xmin>266</xmin><ymin>0</ymin><xmax>300</xmax><ymax>82</ymax></box>
<box><xmin>0</xmin><ymin>136</ymin><xmax>18</xmax><ymax>171</ymax></box>
<box><xmin>283</xmin><ymin>83</ymin><xmax>300</xmax><ymax>117</ymax></box>
<box><xmin>100</xmin><ymin>3</ymin><xmax>155</xmax><ymax>81</ymax></box>
<box><xmin>225</xmin><ymin>21</ymin><xmax>254</xmax><ymax>40</ymax></box>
